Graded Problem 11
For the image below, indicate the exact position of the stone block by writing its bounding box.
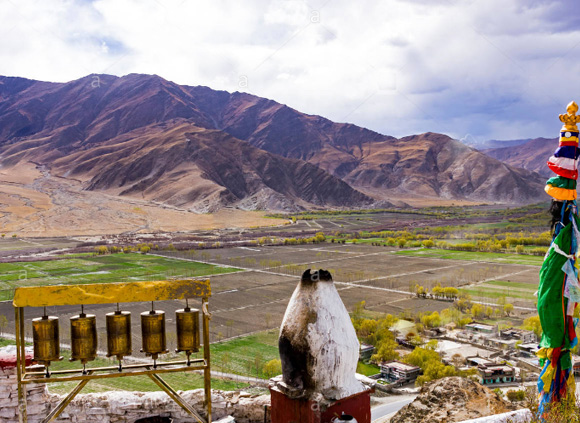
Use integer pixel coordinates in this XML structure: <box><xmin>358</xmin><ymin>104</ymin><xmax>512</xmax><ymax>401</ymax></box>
<box><xmin>0</xmin><ymin>392</ymin><xmax>12</xmax><ymax>401</ymax></box>
<box><xmin>0</xmin><ymin>407</ymin><xmax>16</xmax><ymax>418</ymax></box>
<box><xmin>119</xmin><ymin>402</ymin><xmax>144</xmax><ymax>410</ymax></box>
<box><xmin>26</xmin><ymin>403</ymin><xmax>48</xmax><ymax>416</ymax></box>
<box><xmin>87</xmin><ymin>407</ymin><xmax>108</xmax><ymax>415</ymax></box>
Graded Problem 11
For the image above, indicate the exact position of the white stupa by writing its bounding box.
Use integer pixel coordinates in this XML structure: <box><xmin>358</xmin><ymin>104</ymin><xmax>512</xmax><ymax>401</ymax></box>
<box><xmin>278</xmin><ymin>269</ymin><xmax>366</xmax><ymax>400</ymax></box>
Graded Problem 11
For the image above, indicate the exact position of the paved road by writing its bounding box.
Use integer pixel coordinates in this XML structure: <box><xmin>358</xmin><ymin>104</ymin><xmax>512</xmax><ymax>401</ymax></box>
<box><xmin>371</xmin><ymin>395</ymin><xmax>416</xmax><ymax>422</ymax></box>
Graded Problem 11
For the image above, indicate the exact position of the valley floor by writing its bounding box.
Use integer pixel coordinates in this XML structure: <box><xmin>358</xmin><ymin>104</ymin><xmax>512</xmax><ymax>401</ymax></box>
<box><xmin>0</xmin><ymin>162</ymin><xmax>286</xmax><ymax>236</ymax></box>
<box><xmin>0</xmin><ymin>243</ymin><xmax>538</xmax><ymax>350</ymax></box>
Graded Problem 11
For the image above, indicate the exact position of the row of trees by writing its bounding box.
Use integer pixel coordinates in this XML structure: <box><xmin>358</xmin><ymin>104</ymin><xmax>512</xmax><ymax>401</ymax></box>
<box><xmin>94</xmin><ymin>243</ymin><xmax>158</xmax><ymax>255</ymax></box>
<box><xmin>413</xmin><ymin>286</ymin><xmax>515</xmax><ymax>319</ymax></box>
<box><xmin>328</xmin><ymin>225</ymin><xmax>552</xmax><ymax>248</ymax></box>
<box><xmin>282</xmin><ymin>232</ymin><xmax>326</xmax><ymax>245</ymax></box>
<box><xmin>414</xmin><ymin>284</ymin><xmax>459</xmax><ymax>300</ymax></box>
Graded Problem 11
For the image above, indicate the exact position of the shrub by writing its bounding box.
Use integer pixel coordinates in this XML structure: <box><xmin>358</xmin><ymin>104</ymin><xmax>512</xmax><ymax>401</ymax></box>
<box><xmin>262</xmin><ymin>359</ymin><xmax>282</xmax><ymax>378</ymax></box>
<box><xmin>506</xmin><ymin>389</ymin><xmax>525</xmax><ymax>402</ymax></box>
<box><xmin>94</xmin><ymin>246</ymin><xmax>109</xmax><ymax>255</ymax></box>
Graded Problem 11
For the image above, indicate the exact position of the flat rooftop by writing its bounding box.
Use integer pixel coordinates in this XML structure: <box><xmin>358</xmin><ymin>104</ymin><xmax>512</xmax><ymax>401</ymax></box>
<box><xmin>437</xmin><ymin>340</ymin><xmax>495</xmax><ymax>359</ymax></box>
<box><xmin>467</xmin><ymin>356</ymin><xmax>492</xmax><ymax>366</ymax></box>
<box><xmin>466</xmin><ymin>323</ymin><xmax>496</xmax><ymax>331</ymax></box>
<box><xmin>381</xmin><ymin>361</ymin><xmax>420</xmax><ymax>371</ymax></box>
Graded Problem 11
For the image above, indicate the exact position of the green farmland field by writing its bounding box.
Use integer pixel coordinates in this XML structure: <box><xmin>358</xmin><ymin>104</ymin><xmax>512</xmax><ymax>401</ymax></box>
<box><xmin>395</xmin><ymin>248</ymin><xmax>545</xmax><ymax>266</ymax></box>
<box><xmin>210</xmin><ymin>329</ymin><xmax>280</xmax><ymax>378</ymax></box>
<box><xmin>459</xmin><ymin>280</ymin><xmax>538</xmax><ymax>301</ymax></box>
<box><xmin>0</xmin><ymin>253</ymin><xmax>241</xmax><ymax>301</ymax></box>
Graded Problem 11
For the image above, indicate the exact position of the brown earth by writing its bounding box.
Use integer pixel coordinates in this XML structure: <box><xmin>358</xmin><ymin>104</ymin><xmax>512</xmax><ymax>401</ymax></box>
<box><xmin>210</xmin><ymin>92</ymin><xmax>546</xmax><ymax>203</ymax></box>
<box><xmin>390</xmin><ymin>376</ymin><xmax>516</xmax><ymax>423</ymax></box>
<box><xmin>0</xmin><ymin>243</ymin><xmax>537</xmax><ymax>348</ymax></box>
<box><xmin>57</xmin><ymin>120</ymin><xmax>373</xmax><ymax>212</ymax></box>
<box><xmin>0</xmin><ymin>74</ymin><xmax>372</xmax><ymax>212</ymax></box>
<box><xmin>0</xmin><ymin>73</ymin><xmax>545</xmax><ymax>214</ymax></box>
<box><xmin>483</xmin><ymin>137</ymin><xmax>556</xmax><ymax>178</ymax></box>
<box><xmin>0</xmin><ymin>162</ymin><xmax>287</xmax><ymax>237</ymax></box>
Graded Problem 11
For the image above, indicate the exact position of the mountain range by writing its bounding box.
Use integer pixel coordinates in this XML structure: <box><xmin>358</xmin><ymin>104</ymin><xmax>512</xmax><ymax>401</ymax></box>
<box><xmin>0</xmin><ymin>73</ymin><xmax>547</xmax><ymax>212</ymax></box>
<box><xmin>483</xmin><ymin>138</ymin><xmax>556</xmax><ymax>178</ymax></box>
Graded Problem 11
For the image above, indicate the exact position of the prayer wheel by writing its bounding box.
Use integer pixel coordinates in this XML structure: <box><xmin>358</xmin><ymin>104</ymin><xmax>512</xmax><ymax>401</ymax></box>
<box><xmin>106</xmin><ymin>310</ymin><xmax>132</xmax><ymax>361</ymax></box>
<box><xmin>70</xmin><ymin>312</ymin><xmax>97</xmax><ymax>364</ymax></box>
<box><xmin>141</xmin><ymin>310</ymin><xmax>168</xmax><ymax>360</ymax></box>
<box><xmin>176</xmin><ymin>306</ymin><xmax>200</xmax><ymax>355</ymax></box>
<box><xmin>32</xmin><ymin>315</ymin><xmax>61</xmax><ymax>366</ymax></box>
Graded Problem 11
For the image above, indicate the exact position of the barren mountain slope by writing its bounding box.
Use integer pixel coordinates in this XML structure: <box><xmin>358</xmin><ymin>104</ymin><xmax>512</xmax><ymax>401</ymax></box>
<box><xmin>0</xmin><ymin>74</ymin><xmax>217</xmax><ymax>164</ymax></box>
<box><xmin>187</xmin><ymin>86</ymin><xmax>546</xmax><ymax>203</ymax></box>
<box><xmin>0</xmin><ymin>75</ymin><xmax>372</xmax><ymax>211</ymax></box>
<box><xmin>46</xmin><ymin>120</ymin><xmax>374</xmax><ymax>211</ymax></box>
<box><xmin>483</xmin><ymin>137</ymin><xmax>555</xmax><ymax>178</ymax></box>
<box><xmin>0</xmin><ymin>73</ymin><xmax>546</xmax><ymax>207</ymax></box>
<box><xmin>306</xmin><ymin>132</ymin><xmax>546</xmax><ymax>203</ymax></box>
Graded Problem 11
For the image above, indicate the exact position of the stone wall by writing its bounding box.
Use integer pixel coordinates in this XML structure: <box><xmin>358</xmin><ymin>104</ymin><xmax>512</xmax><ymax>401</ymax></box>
<box><xmin>0</xmin><ymin>346</ymin><xmax>270</xmax><ymax>423</ymax></box>
<box><xmin>0</xmin><ymin>363</ymin><xmax>49</xmax><ymax>422</ymax></box>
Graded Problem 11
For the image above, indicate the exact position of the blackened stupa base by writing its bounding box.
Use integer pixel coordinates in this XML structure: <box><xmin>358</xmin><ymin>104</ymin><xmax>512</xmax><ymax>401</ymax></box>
<box><xmin>269</xmin><ymin>376</ymin><xmax>372</xmax><ymax>423</ymax></box>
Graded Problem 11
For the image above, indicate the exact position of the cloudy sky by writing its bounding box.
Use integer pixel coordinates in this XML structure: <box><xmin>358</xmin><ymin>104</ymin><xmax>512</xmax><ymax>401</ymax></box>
<box><xmin>1</xmin><ymin>0</ymin><xmax>579</xmax><ymax>142</ymax></box>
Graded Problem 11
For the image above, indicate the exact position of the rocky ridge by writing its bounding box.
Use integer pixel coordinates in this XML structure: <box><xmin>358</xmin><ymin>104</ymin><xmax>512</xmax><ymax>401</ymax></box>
<box><xmin>390</xmin><ymin>377</ymin><xmax>516</xmax><ymax>423</ymax></box>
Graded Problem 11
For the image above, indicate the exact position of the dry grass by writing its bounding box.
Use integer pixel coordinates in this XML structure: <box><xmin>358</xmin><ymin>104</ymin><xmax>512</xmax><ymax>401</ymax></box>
<box><xmin>0</xmin><ymin>163</ymin><xmax>286</xmax><ymax>236</ymax></box>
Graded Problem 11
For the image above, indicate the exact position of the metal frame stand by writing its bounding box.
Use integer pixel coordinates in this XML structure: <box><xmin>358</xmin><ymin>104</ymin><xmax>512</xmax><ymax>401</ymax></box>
<box><xmin>13</xmin><ymin>280</ymin><xmax>212</xmax><ymax>423</ymax></box>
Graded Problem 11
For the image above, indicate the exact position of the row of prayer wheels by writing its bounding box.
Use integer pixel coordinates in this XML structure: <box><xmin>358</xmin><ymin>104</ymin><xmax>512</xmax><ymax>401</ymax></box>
<box><xmin>32</xmin><ymin>302</ymin><xmax>200</xmax><ymax>371</ymax></box>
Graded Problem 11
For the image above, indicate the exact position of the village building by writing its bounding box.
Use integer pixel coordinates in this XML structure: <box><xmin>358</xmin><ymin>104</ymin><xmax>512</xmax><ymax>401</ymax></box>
<box><xmin>423</xmin><ymin>327</ymin><xmax>446</xmax><ymax>337</ymax></box>
<box><xmin>483</xmin><ymin>337</ymin><xmax>519</xmax><ymax>350</ymax></box>
<box><xmin>478</xmin><ymin>363</ymin><xmax>516</xmax><ymax>385</ymax></box>
<box><xmin>518</xmin><ymin>343</ymin><xmax>540</xmax><ymax>356</ymax></box>
<box><xmin>466</xmin><ymin>356</ymin><xmax>493</xmax><ymax>367</ymax></box>
<box><xmin>437</xmin><ymin>339</ymin><xmax>497</xmax><ymax>364</ymax></box>
<box><xmin>574</xmin><ymin>356</ymin><xmax>580</xmax><ymax>376</ymax></box>
<box><xmin>395</xmin><ymin>337</ymin><xmax>419</xmax><ymax>349</ymax></box>
<box><xmin>499</xmin><ymin>328</ymin><xmax>536</xmax><ymax>343</ymax></box>
<box><xmin>359</xmin><ymin>343</ymin><xmax>375</xmax><ymax>361</ymax></box>
<box><xmin>483</xmin><ymin>329</ymin><xmax>537</xmax><ymax>351</ymax></box>
<box><xmin>380</xmin><ymin>361</ymin><xmax>421</xmax><ymax>384</ymax></box>
<box><xmin>465</xmin><ymin>322</ymin><xmax>498</xmax><ymax>336</ymax></box>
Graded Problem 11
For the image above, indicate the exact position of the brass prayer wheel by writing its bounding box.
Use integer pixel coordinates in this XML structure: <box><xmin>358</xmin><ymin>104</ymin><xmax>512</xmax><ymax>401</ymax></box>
<box><xmin>141</xmin><ymin>310</ymin><xmax>168</xmax><ymax>360</ymax></box>
<box><xmin>106</xmin><ymin>310</ymin><xmax>132</xmax><ymax>360</ymax></box>
<box><xmin>70</xmin><ymin>313</ymin><xmax>97</xmax><ymax>364</ymax></box>
<box><xmin>176</xmin><ymin>307</ymin><xmax>200</xmax><ymax>354</ymax></box>
<box><xmin>32</xmin><ymin>315</ymin><xmax>61</xmax><ymax>365</ymax></box>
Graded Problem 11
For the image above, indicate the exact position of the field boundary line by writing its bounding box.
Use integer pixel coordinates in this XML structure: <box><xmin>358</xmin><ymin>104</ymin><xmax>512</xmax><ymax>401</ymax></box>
<box><xmin>346</xmin><ymin>262</ymin><xmax>479</xmax><ymax>284</ymax></box>
<box><xmin>460</xmin><ymin>269</ymin><xmax>536</xmax><ymax>290</ymax></box>
<box><xmin>395</xmin><ymin>251</ymin><xmax>542</xmax><ymax>268</ymax></box>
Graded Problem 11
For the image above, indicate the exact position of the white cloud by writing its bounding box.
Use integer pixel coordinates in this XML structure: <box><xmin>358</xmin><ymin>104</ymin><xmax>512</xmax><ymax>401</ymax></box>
<box><xmin>1</xmin><ymin>0</ymin><xmax>579</xmax><ymax>141</ymax></box>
